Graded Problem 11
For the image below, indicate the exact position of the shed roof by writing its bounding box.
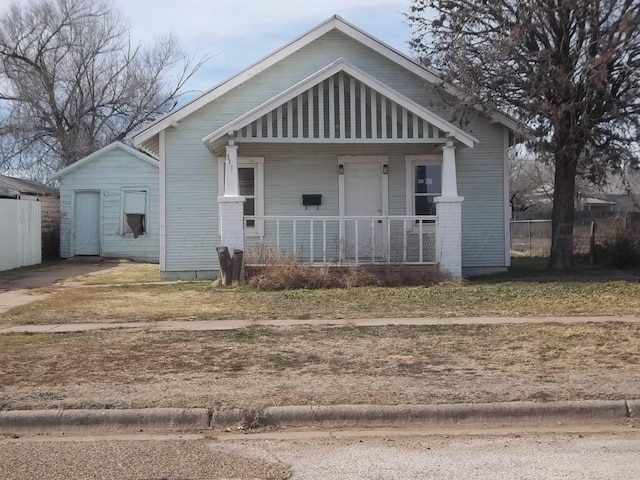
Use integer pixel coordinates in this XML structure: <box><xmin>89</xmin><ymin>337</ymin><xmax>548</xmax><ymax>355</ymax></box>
<box><xmin>48</xmin><ymin>141</ymin><xmax>158</xmax><ymax>182</ymax></box>
<box><xmin>0</xmin><ymin>175</ymin><xmax>58</xmax><ymax>198</ymax></box>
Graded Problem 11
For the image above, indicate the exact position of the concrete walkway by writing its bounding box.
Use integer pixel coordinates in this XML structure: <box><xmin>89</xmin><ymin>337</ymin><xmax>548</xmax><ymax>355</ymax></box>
<box><xmin>1</xmin><ymin>315</ymin><xmax>638</xmax><ymax>334</ymax></box>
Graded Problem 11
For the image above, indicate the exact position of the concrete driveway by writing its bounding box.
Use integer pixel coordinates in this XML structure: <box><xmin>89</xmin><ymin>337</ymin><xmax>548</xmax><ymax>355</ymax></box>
<box><xmin>0</xmin><ymin>260</ymin><xmax>119</xmax><ymax>314</ymax></box>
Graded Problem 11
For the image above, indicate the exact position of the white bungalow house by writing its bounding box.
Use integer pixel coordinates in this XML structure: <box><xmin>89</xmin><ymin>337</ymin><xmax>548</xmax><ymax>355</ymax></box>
<box><xmin>132</xmin><ymin>16</ymin><xmax>518</xmax><ymax>279</ymax></box>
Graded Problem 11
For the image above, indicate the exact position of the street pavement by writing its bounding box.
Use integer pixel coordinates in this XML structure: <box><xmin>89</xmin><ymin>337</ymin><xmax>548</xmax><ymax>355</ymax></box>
<box><xmin>1</xmin><ymin>428</ymin><xmax>639</xmax><ymax>479</ymax></box>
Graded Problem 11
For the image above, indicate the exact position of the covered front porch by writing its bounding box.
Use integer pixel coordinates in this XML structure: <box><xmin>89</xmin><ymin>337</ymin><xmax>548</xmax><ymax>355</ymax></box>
<box><xmin>204</xmin><ymin>61</ymin><xmax>476</xmax><ymax>277</ymax></box>
<box><xmin>244</xmin><ymin>214</ymin><xmax>438</xmax><ymax>265</ymax></box>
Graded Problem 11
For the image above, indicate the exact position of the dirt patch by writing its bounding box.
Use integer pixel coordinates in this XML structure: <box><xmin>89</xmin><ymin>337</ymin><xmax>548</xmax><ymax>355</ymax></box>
<box><xmin>1</xmin><ymin>323</ymin><xmax>638</xmax><ymax>410</ymax></box>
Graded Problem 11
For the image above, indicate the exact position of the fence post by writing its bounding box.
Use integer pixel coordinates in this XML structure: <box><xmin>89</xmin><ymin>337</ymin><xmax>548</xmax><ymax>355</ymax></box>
<box><xmin>528</xmin><ymin>220</ymin><xmax>532</xmax><ymax>256</ymax></box>
<box><xmin>589</xmin><ymin>221</ymin><xmax>596</xmax><ymax>264</ymax></box>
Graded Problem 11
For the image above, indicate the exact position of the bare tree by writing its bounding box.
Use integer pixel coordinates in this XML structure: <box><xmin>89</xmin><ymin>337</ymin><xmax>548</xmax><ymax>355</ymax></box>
<box><xmin>0</xmin><ymin>0</ymin><xmax>207</xmax><ymax>178</ymax></box>
<box><xmin>408</xmin><ymin>0</ymin><xmax>640</xmax><ymax>270</ymax></box>
<box><xmin>509</xmin><ymin>149</ymin><xmax>548</xmax><ymax>216</ymax></box>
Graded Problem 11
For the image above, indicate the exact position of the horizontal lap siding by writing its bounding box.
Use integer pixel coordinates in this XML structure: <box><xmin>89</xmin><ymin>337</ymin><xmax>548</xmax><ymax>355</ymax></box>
<box><xmin>457</xmin><ymin>121</ymin><xmax>507</xmax><ymax>267</ymax></box>
<box><xmin>164</xmin><ymin>124</ymin><xmax>218</xmax><ymax>272</ymax></box>
<box><xmin>59</xmin><ymin>149</ymin><xmax>159</xmax><ymax>262</ymax></box>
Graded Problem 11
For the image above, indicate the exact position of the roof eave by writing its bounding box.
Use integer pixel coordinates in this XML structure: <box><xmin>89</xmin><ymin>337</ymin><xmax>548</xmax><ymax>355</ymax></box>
<box><xmin>133</xmin><ymin>14</ymin><xmax>518</xmax><ymax>145</ymax></box>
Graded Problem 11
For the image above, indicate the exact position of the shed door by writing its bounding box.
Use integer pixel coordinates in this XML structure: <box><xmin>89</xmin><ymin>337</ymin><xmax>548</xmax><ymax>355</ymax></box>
<box><xmin>344</xmin><ymin>162</ymin><xmax>386</xmax><ymax>259</ymax></box>
<box><xmin>74</xmin><ymin>191</ymin><xmax>100</xmax><ymax>255</ymax></box>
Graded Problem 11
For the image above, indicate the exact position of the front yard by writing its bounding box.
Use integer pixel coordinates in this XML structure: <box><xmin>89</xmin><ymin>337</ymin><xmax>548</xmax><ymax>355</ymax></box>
<box><xmin>1</xmin><ymin>259</ymin><xmax>639</xmax><ymax>412</ymax></box>
<box><xmin>1</xmin><ymin>259</ymin><xmax>640</xmax><ymax>325</ymax></box>
<box><xmin>1</xmin><ymin>322</ymin><xmax>639</xmax><ymax>410</ymax></box>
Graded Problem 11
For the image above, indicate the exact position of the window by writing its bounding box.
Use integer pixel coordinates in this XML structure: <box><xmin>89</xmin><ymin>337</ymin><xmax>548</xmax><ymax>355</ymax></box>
<box><xmin>239</xmin><ymin>167</ymin><xmax>255</xmax><ymax>228</ymax></box>
<box><xmin>218</xmin><ymin>157</ymin><xmax>264</xmax><ymax>236</ymax></box>
<box><xmin>122</xmin><ymin>190</ymin><xmax>147</xmax><ymax>238</ymax></box>
<box><xmin>405</xmin><ymin>155</ymin><xmax>442</xmax><ymax>226</ymax></box>
<box><xmin>414</xmin><ymin>165</ymin><xmax>441</xmax><ymax>218</ymax></box>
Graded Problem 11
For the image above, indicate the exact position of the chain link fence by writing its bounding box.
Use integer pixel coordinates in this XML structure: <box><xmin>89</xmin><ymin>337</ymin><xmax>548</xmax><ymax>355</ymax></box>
<box><xmin>510</xmin><ymin>214</ymin><xmax>640</xmax><ymax>257</ymax></box>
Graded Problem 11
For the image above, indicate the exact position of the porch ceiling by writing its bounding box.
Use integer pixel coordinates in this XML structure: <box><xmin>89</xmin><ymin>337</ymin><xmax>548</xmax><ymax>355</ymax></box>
<box><xmin>203</xmin><ymin>59</ymin><xmax>478</xmax><ymax>151</ymax></box>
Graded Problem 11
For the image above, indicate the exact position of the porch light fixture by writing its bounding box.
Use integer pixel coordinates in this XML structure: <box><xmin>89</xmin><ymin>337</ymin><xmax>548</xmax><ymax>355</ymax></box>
<box><xmin>338</xmin><ymin>164</ymin><xmax>344</xmax><ymax>175</ymax></box>
<box><xmin>383</xmin><ymin>164</ymin><xmax>389</xmax><ymax>174</ymax></box>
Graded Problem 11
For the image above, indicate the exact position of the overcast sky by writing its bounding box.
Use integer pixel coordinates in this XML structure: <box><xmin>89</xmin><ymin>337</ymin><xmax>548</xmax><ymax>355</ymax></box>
<box><xmin>0</xmin><ymin>0</ymin><xmax>414</xmax><ymax>98</ymax></box>
<box><xmin>114</xmin><ymin>0</ymin><xmax>414</xmax><ymax>94</ymax></box>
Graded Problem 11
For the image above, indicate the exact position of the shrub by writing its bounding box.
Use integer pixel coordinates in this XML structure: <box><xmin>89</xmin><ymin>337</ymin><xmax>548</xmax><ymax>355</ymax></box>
<box><xmin>604</xmin><ymin>234</ymin><xmax>640</xmax><ymax>269</ymax></box>
<box><xmin>244</xmin><ymin>251</ymin><xmax>457</xmax><ymax>290</ymax></box>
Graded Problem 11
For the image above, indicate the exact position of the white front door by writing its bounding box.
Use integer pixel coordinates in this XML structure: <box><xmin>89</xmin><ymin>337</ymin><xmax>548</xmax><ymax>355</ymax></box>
<box><xmin>343</xmin><ymin>161</ymin><xmax>386</xmax><ymax>259</ymax></box>
<box><xmin>74</xmin><ymin>191</ymin><xmax>101</xmax><ymax>255</ymax></box>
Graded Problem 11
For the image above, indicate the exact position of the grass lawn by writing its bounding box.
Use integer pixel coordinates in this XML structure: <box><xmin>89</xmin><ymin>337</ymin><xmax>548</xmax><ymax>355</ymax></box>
<box><xmin>1</xmin><ymin>258</ymin><xmax>639</xmax><ymax>325</ymax></box>
<box><xmin>1</xmin><ymin>322</ymin><xmax>638</xmax><ymax>410</ymax></box>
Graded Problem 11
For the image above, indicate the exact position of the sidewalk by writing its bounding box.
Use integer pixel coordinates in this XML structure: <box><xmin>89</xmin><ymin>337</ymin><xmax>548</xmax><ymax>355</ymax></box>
<box><xmin>1</xmin><ymin>315</ymin><xmax>638</xmax><ymax>334</ymax></box>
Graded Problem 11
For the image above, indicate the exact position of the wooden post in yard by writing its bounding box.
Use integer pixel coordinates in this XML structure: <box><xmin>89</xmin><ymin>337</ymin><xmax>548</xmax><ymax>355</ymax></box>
<box><xmin>232</xmin><ymin>249</ymin><xmax>244</xmax><ymax>282</ymax></box>
<box><xmin>216</xmin><ymin>246</ymin><xmax>244</xmax><ymax>285</ymax></box>
<box><xmin>589</xmin><ymin>221</ymin><xmax>596</xmax><ymax>264</ymax></box>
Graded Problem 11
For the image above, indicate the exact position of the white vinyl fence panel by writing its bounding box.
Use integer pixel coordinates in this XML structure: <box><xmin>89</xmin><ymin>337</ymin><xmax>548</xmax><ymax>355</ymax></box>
<box><xmin>0</xmin><ymin>198</ymin><xmax>42</xmax><ymax>272</ymax></box>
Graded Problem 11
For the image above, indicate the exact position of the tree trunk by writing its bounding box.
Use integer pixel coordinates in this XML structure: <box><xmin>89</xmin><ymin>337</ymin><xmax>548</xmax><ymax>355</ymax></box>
<box><xmin>548</xmin><ymin>144</ymin><xmax>579</xmax><ymax>271</ymax></box>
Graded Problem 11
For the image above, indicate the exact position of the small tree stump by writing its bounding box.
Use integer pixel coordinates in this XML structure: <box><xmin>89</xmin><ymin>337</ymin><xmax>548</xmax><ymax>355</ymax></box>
<box><xmin>216</xmin><ymin>246</ymin><xmax>244</xmax><ymax>285</ymax></box>
<box><xmin>232</xmin><ymin>249</ymin><xmax>244</xmax><ymax>282</ymax></box>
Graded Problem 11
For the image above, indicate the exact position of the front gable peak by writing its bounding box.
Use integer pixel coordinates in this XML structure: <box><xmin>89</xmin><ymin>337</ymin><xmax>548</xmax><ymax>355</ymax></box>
<box><xmin>132</xmin><ymin>15</ymin><xmax>517</xmax><ymax>148</ymax></box>
<box><xmin>203</xmin><ymin>60</ymin><xmax>478</xmax><ymax>150</ymax></box>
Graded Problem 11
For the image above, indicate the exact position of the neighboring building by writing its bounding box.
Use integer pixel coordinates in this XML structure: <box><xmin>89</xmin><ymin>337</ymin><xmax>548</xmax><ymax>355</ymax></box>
<box><xmin>578</xmin><ymin>170</ymin><xmax>640</xmax><ymax>215</ymax></box>
<box><xmin>0</xmin><ymin>174</ymin><xmax>60</xmax><ymax>260</ymax></box>
<box><xmin>49</xmin><ymin>142</ymin><xmax>159</xmax><ymax>262</ymax></box>
<box><xmin>131</xmin><ymin>16</ymin><xmax>519</xmax><ymax>279</ymax></box>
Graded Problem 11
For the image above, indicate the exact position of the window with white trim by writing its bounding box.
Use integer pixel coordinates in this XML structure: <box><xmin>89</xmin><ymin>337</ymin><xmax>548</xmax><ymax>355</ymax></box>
<box><xmin>122</xmin><ymin>189</ymin><xmax>148</xmax><ymax>238</ymax></box>
<box><xmin>405</xmin><ymin>155</ymin><xmax>442</xmax><ymax>224</ymax></box>
<box><xmin>239</xmin><ymin>167</ymin><xmax>256</xmax><ymax>228</ymax></box>
<box><xmin>218</xmin><ymin>157</ymin><xmax>264</xmax><ymax>236</ymax></box>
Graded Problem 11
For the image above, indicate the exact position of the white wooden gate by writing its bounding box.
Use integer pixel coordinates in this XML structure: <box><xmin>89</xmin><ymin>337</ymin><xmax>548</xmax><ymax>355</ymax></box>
<box><xmin>0</xmin><ymin>198</ymin><xmax>42</xmax><ymax>272</ymax></box>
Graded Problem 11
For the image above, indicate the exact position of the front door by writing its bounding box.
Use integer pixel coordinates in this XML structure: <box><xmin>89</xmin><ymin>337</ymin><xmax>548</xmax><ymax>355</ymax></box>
<box><xmin>343</xmin><ymin>161</ymin><xmax>386</xmax><ymax>259</ymax></box>
<box><xmin>74</xmin><ymin>191</ymin><xmax>101</xmax><ymax>255</ymax></box>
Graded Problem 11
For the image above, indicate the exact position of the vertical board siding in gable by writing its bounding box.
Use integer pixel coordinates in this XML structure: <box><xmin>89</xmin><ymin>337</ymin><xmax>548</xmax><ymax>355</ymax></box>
<box><xmin>58</xmin><ymin>148</ymin><xmax>159</xmax><ymax>261</ymax></box>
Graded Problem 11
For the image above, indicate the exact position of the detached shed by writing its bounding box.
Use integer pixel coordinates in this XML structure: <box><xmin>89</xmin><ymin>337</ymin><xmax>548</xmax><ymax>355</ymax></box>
<box><xmin>50</xmin><ymin>142</ymin><xmax>159</xmax><ymax>262</ymax></box>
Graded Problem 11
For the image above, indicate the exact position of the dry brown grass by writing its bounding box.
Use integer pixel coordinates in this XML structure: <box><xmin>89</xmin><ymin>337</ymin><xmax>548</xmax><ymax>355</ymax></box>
<box><xmin>245</xmin><ymin>261</ymin><xmax>454</xmax><ymax>290</ymax></box>
<box><xmin>1</xmin><ymin>322</ymin><xmax>639</xmax><ymax>410</ymax></box>
<box><xmin>3</xmin><ymin>275</ymin><xmax>640</xmax><ymax>325</ymax></box>
<box><xmin>65</xmin><ymin>262</ymin><xmax>162</xmax><ymax>285</ymax></box>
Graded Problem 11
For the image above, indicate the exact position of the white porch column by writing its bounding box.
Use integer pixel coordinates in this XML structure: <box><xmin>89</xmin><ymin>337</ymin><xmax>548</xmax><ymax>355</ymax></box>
<box><xmin>217</xmin><ymin>142</ymin><xmax>245</xmax><ymax>252</ymax></box>
<box><xmin>435</xmin><ymin>141</ymin><xmax>464</xmax><ymax>278</ymax></box>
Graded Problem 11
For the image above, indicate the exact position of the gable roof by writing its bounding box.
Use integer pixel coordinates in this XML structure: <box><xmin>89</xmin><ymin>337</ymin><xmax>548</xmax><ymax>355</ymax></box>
<box><xmin>48</xmin><ymin>141</ymin><xmax>158</xmax><ymax>182</ymax></box>
<box><xmin>0</xmin><ymin>175</ymin><xmax>58</xmax><ymax>198</ymax></box>
<box><xmin>132</xmin><ymin>15</ymin><xmax>518</xmax><ymax>147</ymax></box>
<box><xmin>203</xmin><ymin>59</ymin><xmax>479</xmax><ymax>149</ymax></box>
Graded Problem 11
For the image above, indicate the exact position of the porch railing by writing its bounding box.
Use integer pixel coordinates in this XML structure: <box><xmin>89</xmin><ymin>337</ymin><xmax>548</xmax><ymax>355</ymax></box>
<box><xmin>243</xmin><ymin>215</ymin><xmax>438</xmax><ymax>265</ymax></box>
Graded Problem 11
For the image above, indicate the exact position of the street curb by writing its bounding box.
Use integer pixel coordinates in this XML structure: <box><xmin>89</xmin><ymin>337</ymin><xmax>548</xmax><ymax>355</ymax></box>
<box><xmin>0</xmin><ymin>408</ymin><xmax>209</xmax><ymax>432</ymax></box>
<box><xmin>0</xmin><ymin>401</ymin><xmax>633</xmax><ymax>433</ymax></box>
<box><xmin>213</xmin><ymin>400</ymin><xmax>630</xmax><ymax>429</ymax></box>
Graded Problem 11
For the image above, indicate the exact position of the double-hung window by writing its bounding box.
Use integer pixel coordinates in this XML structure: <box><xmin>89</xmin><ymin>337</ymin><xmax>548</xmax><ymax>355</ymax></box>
<box><xmin>218</xmin><ymin>157</ymin><xmax>264</xmax><ymax>236</ymax></box>
<box><xmin>122</xmin><ymin>189</ymin><xmax>148</xmax><ymax>238</ymax></box>
<box><xmin>239</xmin><ymin>167</ymin><xmax>256</xmax><ymax>228</ymax></box>
<box><xmin>405</xmin><ymin>155</ymin><xmax>442</xmax><ymax>227</ymax></box>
